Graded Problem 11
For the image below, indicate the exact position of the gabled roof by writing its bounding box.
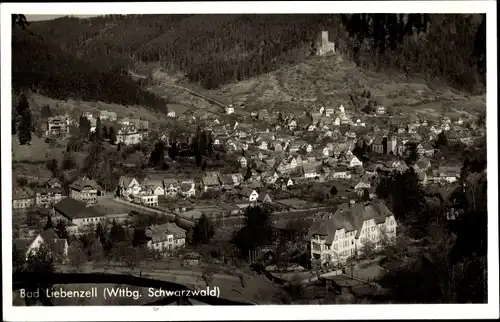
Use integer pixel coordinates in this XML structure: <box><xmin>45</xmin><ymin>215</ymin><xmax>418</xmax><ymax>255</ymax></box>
<box><xmin>40</xmin><ymin>228</ymin><xmax>59</xmax><ymax>241</ymax></box>
<box><xmin>257</xmin><ymin>192</ymin><xmax>271</xmax><ymax>202</ymax></box>
<box><xmin>308</xmin><ymin>202</ymin><xmax>393</xmax><ymax>245</ymax></box>
<box><xmin>163</xmin><ymin>178</ymin><xmax>180</xmax><ymax>186</ymax></box>
<box><xmin>119</xmin><ymin>176</ymin><xmax>138</xmax><ymax>187</ymax></box>
<box><xmin>54</xmin><ymin>197</ymin><xmax>87</xmax><ymax>219</ymax></box>
<box><xmin>202</xmin><ymin>175</ymin><xmax>220</xmax><ymax>187</ymax></box>
<box><xmin>69</xmin><ymin>178</ymin><xmax>101</xmax><ymax>192</ymax></box>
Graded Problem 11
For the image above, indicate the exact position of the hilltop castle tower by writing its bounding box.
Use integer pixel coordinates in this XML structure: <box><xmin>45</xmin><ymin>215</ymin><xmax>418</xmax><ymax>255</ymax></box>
<box><xmin>316</xmin><ymin>31</ymin><xmax>336</xmax><ymax>56</ymax></box>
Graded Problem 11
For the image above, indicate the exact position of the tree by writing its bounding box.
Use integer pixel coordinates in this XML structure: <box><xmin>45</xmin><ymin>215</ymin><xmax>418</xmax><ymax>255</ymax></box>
<box><xmin>376</xmin><ymin>168</ymin><xmax>427</xmax><ymax>237</ymax></box>
<box><xmin>361</xmin><ymin>188</ymin><xmax>370</xmax><ymax>201</ymax></box>
<box><xmin>16</xmin><ymin>94</ymin><xmax>32</xmax><ymax>145</ymax></box>
<box><xmin>475</xmin><ymin>113</ymin><xmax>485</xmax><ymax>127</ymax></box>
<box><xmin>405</xmin><ymin>142</ymin><xmax>419</xmax><ymax>166</ymax></box>
<box><xmin>95</xmin><ymin>222</ymin><xmax>107</xmax><ymax>239</ymax></box>
<box><xmin>82</xmin><ymin>143</ymin><xmax>103</xmax><ymax>179</ymax></box>
<box><xmin>108</xmin><ymin>126</ymin><xmax>117</xmax><ymax>145</ymax></box>
<box><xmin>201</xmin><ymin>270</ymin><xmax>214</xmax><ymax>287</ymax></box>
<box><xmin>149</xmin><ymin>141</ymin><xmax>166</xmax><ymax>166</ymax></box>
<box><xmin>25</xmin><ymin>211</ymin><xmax>38</xmax><ymax>227</ymax></box>
<box><xmin>44</xmin><ymin>215</ymin><xmax>54</xmax><ymax>230</ymax></box>
<box><xmin>109</xmin><ymin>220</ymin><xmax>128</xmax><ymax>246</ymax></box>
<box><xmin>46</xmin><ymin>158</ymin><xmax>59</xmax><ymax>177</ymax></box>
<box><xmin>232</xmin><ymin>205</ymin><xmax>274</xmax><ymax>261</ymax></box>
<box><xmin>16</xmin><ymin>176</ymin><xmax>28</xmax><ymax>187</ymax></box>
<box><xmin>132</xmin><ymin>228</ymin><xmax>149</xmax><ymax>247</ymax></box>
<box><xmin>68</xmin><ymin>240</ymin><xmax>87</xmax><ymax>270</ymax></box>
<box><xmin>201</xmin><ymin>159</ymin><xmax>207</xmax><ymax>171</ymax></box>
<box><xmin>435</xmin><ymin>131</ymin><xmax>448</xmax><ymax>149</ymax></box>
<box><xmin>17</xmin><ymin>243</ymin><xmax>55</xmax><ymax>305</ymax></box>
<box><xmin>55</xmin><ymin>220</ymin><xmax>69</xmax><ymax>240</ymax></box>
<box><xmin>359</xmin><ymin>239</ymin><xmax>376</xmax><ymax>259</ymax></box>
<box><xmin>95</xmin><ymin>117</ymin><xmax>103</xmax><ymax>142</ymax></box>
<box><xmin>330</xmin><ymin>185</ymin><xmax>338</xmax><ymax>196</ymax></box>
<box><xmin>191</xmin><ymin>214</ymin><xmax>215</xmax><ymax>245</ymax></box>
<box><xmin>12</xmin><ymin>14</ymin><xmax>29</xmax><ymax>30</ymax></box>
<box><xmin>102</xmin><ymin>125</ymin><xmax>109</xmax><ymax>140</ymax></box>
<box><xmin>61</xmin><ymin>152</ymin><xmax>76</xmax><ymax>170</ymax></box>
<box><xmin>78</xmin><ymin>115</ymin><xmax>91</xmax><ymax>138</ymax></box>
<box><xmin>41</xmin><ymin>105</ymin><xmax>52</xmax><ymax>118</ymax></box>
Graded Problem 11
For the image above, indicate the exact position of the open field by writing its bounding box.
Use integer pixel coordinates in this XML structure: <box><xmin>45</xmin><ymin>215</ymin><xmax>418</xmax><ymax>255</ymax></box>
<box><xmin>12</xmin><ymin>134</ymin><xmax>66</xmax><ymax>164</ymax></box>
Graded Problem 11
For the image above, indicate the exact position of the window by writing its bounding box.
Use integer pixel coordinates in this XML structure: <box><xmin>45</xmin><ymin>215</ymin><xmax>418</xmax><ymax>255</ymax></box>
<box><xmin>351</xmin><ymin>240</ymin><xmax>354</xmax><ymax>245</ymax></box>
<box><xmin>334</xmin><ymin>244</ymin><xmax>338</xmax><ymax>250</ymax></box>
<box><xmin>371</xmin><ymin>227</ymin><xmax>375</xmax><ymax>232</ymax></box>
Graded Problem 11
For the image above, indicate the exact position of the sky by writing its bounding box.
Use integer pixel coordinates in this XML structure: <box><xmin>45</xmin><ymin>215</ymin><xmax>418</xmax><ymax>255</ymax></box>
<box><xmin>25</xmin><ymin>14</ymin><xmax>100</xmax><ymax>22</ymax></box>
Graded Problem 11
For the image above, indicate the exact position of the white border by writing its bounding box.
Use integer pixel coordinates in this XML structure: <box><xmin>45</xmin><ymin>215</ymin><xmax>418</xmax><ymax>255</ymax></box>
<box><xmin>1</xmin><ymin>2</ymin><xmax>498</xmax><ymax>321</ymax></box>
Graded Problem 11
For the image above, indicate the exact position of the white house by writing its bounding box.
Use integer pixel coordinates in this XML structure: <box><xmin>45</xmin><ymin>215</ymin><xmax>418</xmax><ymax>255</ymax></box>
<box><xmin>167</xmin><ymin>111</ymin><xmax>176</xmax><ymax>118</ymax></box>
<box><xmin>14</xmin><ymin>228</ymin><xmax>69</xmax><ymax>262</ymax></box>
<box><xmin>143</xmin><ymin>180</ymin><xmax>165</xmax><ymax>196</ymax></box>
<box><xmin>332</xmin><ymin>171</ymin><xmax>351</xmax><ymax>180</ymax></box>
<box><xmin>132</xmin><ymin>193</ymin><xmax>159</xmax><ymax>207</ymax></box>
<box><xmin>303</xmin><ymin>164</ymin><xmax>318</xmax><ymax>179</ymax></box>
<box><xmin>225</xmin><ymin>106</ymin><xmax>235</xmax><ymax>115</ymax></box>
<box><xmin>180</xmin><ymin>181</ymin><xmax>196</xmax><ymax>198</ymax></box>
<box><xmin>163</xmin><ymin>179</ymin><xmax>180</xmax><ymax>198</ymax></box>
<box><xmin>347</xmin><ymin>155</ymin><xmax>363</xmax><ymax>168</ymax></box>
<box><xmin>53</xmin><ymin>197</ymin><xmax>108</xmax><ymax>234</ymax></box>
<box><xmin>118</xmin><ymin>176</ymin><xmax>142</xmax><ymax>198</ymax></box>
<box><xmin>376</xmin><ymin>106</ymin><xmax>386</xmax><ymax>115</ymax></box>
<box><xmin>116</xmin><ymin>128</ymin><xmax>145</xmax><ymax>145</ymax></box>
<box><xmin>238</xmin><ymin>156</ymin><xmax>248</xmax><ymax>168</ymax></box>
<box><xmin>69</xmin><ymin>178</ymin><xmax>101</xmax><ymax>205</ymax></box>
<box><xmin>239</xmin><ymin>188</ymin><xmax>259</xmax><ymax>202</ymax></box>
<box><xmin>308</xmin><ymin>201</ymin><xmax>396</xmax><ymax>268</ymax></box>
<box><xmin>146</xmin><ymin>223</ymin><xmax>186</xmax><ymax>253</ymax></box>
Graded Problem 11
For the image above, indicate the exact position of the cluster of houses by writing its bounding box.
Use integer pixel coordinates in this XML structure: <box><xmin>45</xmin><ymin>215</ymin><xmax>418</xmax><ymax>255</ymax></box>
<box><xmin>45</xmin><ymin>108</ymin><xmax>152</xmax><ymax>146</ymax></box>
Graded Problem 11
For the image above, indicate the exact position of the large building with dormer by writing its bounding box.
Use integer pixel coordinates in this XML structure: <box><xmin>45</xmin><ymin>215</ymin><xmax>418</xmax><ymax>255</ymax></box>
<box><xmin>308</xmin><ymin>201</ymin><xmax>397</xmax><ymax>268</ymax></box>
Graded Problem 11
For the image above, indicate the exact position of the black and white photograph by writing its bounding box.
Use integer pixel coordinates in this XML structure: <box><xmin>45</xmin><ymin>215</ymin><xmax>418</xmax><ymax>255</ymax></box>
<box><xmin>2</xmin><ymin>1</ymin><xmax>498</xmax><ymax>321</ymax></box>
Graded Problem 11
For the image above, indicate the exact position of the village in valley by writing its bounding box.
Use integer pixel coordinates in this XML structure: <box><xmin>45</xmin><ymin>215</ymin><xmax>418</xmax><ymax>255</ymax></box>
<box><xmin>11</xmin><ymin>15</ymin><xmax>488</xmax><ymax>305</ymax></box>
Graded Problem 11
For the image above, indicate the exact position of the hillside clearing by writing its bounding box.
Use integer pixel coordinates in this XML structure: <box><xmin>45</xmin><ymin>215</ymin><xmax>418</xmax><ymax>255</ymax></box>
<box><xmin>207</xmin><ymin>55</ymin><xmax>486</xmax><ymax>120</ymax></box>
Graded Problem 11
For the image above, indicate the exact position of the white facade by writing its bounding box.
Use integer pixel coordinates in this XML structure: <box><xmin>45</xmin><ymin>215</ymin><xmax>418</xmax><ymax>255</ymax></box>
<box><xmin>116</xmin><ymin>131</ymin><xmax>144</xmax><ymax>145</ymax></box>
<box><xmin>133</xmin><ymin>194</ymin><xmax>159</xmax><ymax>207</ymax></box>
<box><xmin>70</xmin><ymin>188</ymin><xmax>98</xmax><ymax>205</ymax></box>
<box><xmin>348</xmin><ymin>156</ymin><xmax>363</xmax><ymax>168</ymax></box>
<box><xmin>310</xmin><ymin>215</ymin><xmax>397</xmax><ymax>267</ymax></box>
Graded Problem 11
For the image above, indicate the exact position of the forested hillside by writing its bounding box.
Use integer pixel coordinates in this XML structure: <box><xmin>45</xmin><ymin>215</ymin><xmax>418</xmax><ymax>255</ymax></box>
<box><xmin>15</xmin><ymin>14</ymin><xmax>486</xmax><ymax>107</ymax></box>
<box><xmin>12</xmin><ymin>26</ymin><xmax>171</xmax><ymax>111</ymax></box>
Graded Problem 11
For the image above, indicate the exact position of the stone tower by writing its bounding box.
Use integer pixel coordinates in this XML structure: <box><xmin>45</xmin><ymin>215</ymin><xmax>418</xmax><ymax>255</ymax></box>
<box><xmin>387</xmin><ymin>135</ymin><xmax>397</xmax><ymax>155</ymax></box>
<box><xmin>317</xmin><ymin>31</ymin><xmax>336</xmax><ymax>56</ymax></box>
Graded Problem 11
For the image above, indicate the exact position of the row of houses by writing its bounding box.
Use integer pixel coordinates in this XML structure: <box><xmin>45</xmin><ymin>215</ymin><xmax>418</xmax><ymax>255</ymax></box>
<box><xmin>12</xmin><ymin>178</ymin><xmax>102</xmax><ymax>211</ymax></box>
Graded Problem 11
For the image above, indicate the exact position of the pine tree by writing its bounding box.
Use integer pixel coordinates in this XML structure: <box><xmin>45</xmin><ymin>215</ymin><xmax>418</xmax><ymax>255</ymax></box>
<box><xmin>103</xmin><ymin>125</ymin><xmax>109</xmax><ymax>140</ymax></box>
<box><xmin>108</xmin><ymin>126</ymin><xmax>117</xmax><ymax>145</ymax></box>
<box><xmin>95</xmin><ymin>117</ymin><xmax>103</xmax><ymax>142</ymax></box>
<box><xmin>79</xmin><ymin>115</ymin><xmax>91</xmax><ymax>138</ymax></box>
<box><xmin>17</xmin><ymin>94</ymin><xmax>32</xmax><ymax>145</ymax></box>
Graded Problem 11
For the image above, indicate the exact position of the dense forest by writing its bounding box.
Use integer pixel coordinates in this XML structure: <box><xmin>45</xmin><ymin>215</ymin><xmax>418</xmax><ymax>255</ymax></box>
<box><xmin>13</xmin><ymin>14</ymin><xmax>486</xmax><ymax>109</ymax></box>
<box><xmin>12</xmin><ymin>22</ymin><xmax>171</xmax><ymax>112</ymax></box>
